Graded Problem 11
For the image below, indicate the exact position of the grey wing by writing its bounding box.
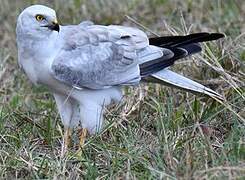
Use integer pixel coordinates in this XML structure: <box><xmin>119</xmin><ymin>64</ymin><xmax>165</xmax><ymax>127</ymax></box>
<box><xmin>51</xmin><ymin>25</ymin><xmax>154</xmax><ymax>89</ymax></box>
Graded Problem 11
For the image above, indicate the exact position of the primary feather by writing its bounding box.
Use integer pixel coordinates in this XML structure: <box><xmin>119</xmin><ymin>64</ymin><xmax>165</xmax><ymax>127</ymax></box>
<box><xmin>16</xmin><ymin>5</ymin><xmax>224</xmax><ymax>134</ymax></box>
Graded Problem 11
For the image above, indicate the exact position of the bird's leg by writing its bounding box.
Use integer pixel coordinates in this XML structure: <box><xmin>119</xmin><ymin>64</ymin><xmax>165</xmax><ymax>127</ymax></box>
<box><xmin>79</xmin><ymin>128</ymin><xmax>88</xmax><ymax>147</ymax></box>
<box><xmin>61</xmin><ymin>127</ymin><xmax>71</xmax><ymax>156</ymax></box>
<box><xmin>64</xmin><ymin>127</ymin><xmax>72</xmax><ymax>148</ymax></box>
<box><xmin>75</xmin><ymin>128</ymin><xmax>88</xmax><ymax>156</ymax></box>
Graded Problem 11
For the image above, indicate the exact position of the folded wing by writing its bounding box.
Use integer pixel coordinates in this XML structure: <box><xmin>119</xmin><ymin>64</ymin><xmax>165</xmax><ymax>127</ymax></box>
<box><xmin>51</xmin><ymin>22</ymin><xmax>224</xmax><ymax>99</ymax></box>
<box><xmin>51</xmin><ymin>24</ymin><xmax>171</xmax><ymax>89</ymax></box>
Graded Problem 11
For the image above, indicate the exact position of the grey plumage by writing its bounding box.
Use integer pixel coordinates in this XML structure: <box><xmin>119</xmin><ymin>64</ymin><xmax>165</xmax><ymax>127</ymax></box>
<box><xmin>51</xmin><ymin>25</ymin><xmax>145</xmax><ymax>89</ymax></box>
<box><xmin>16</xmin><ymin>5</ymin><xmax>224</xmax><ymax>134</ymax></box>
<box><xmin>51</xmin><ymin>23</ymin><xmax>224</xmax><ymax>100</ymax></box>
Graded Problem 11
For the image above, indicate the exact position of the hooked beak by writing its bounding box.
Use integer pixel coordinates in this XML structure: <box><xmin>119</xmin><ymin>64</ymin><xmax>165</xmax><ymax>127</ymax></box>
<box><xmin>43</xmin><ymin>20</ymin><xmax>60</xmax><ymax>32</ymax></box>
<box><xmin>48</xmin><ymin>21</ymin><xmax>60</xmax><ymax>32</ymax></box>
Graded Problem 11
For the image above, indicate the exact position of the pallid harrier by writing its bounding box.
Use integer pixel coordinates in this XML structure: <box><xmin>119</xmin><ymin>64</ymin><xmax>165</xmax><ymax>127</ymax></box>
<box><xmin>16</xmin><ymin>5</ymin><xmax>224</xmax><ymax>152</ymax></box>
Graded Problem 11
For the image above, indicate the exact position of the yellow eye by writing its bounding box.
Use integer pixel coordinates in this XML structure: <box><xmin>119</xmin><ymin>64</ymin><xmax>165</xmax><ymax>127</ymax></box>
<box><xmin>35</xmin><ymin>15</ymin><xmax>44</xmax><ymax>21</ymax></box>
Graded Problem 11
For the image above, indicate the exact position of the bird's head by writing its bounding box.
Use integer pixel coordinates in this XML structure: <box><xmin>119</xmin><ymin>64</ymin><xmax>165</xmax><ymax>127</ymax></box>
<box><xmin>16</xmin><ymin>5</ymin><xmax>60</xmax><ymax>40</ymax></box>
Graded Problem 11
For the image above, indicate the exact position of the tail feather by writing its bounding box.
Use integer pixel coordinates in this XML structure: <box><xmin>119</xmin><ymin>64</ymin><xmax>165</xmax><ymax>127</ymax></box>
<box><xmin>139</xmin><ymin>32</ymin><xmax>224</xmax><ymax>100</ymax></box>
<box><xmin>143</xmin><ymin>69</ymin><xmax>224</xmax><ymax>100</ymax></box>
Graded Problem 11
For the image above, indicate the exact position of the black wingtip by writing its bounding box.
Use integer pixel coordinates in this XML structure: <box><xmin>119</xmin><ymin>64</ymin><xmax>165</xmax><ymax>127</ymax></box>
<box><xmin>212</xmin><ymin>33</ymin><xmax>225</xmax><ymax>38</ymax></box>
<box><xmin>149</xmin><ymin>32</ymin><xmax>225</xmax><ymax>48</ymax></box>
<box><xmin>140</xmin><ymin>32</ymin><xmax>225</xmax><ymax>76</ymax></box>
<box><xmin>202</xmin><ymin>33</ymin><xmax>225</xmax><ymax>41</ymax></box>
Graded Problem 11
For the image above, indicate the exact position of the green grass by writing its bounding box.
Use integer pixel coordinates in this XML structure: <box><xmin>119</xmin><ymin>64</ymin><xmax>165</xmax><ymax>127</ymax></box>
<box><xmin>0</xmin><ymin>0</ymin><xmax>244</xmax><ymax>179</ymax></box>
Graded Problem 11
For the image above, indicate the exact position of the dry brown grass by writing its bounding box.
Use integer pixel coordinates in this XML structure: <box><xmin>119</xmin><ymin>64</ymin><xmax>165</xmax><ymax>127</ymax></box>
<box><xmin>0</xmin><ymin>0</ymin><xmax>244</xmax><ymax>179</ymax></box>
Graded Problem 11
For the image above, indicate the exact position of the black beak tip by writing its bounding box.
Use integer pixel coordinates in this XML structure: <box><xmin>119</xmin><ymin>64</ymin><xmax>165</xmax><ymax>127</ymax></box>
<box><xmin>52</xmin><ymin>23</ymin><xmax>60</xmax><ymax>32</ymax></box>
<box><xmin>47</xmin><ymin>23</ymin><xmax>60</xmax><ymax>32</ymax></box>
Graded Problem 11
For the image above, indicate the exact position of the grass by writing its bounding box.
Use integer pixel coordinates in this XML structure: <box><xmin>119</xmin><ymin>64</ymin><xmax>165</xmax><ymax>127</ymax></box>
<box><xmin>0</xmin><ymin>0</ymin><xmax>244</xmax><ymax>179</ymax></box>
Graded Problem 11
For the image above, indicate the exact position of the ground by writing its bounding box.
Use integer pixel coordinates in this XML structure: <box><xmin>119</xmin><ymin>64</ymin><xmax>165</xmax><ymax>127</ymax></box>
<box><xmin>0</xmin><ymin>0</ymin><xmax>244</xmax><ymax>179</ymax></box>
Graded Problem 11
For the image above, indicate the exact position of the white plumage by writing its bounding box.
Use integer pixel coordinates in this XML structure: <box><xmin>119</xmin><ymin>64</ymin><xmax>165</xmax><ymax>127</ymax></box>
<box><xmin>16</xmin><ymin>5</ymin><xmax>223</xmax><ymax>139</ymax></box>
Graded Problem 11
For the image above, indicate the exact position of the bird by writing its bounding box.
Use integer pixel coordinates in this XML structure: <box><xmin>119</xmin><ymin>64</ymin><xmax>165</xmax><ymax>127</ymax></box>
<box><xmin>16</xmin><ymin>5</ymin><xmax>224</xmax><ymax>152</ymax></box>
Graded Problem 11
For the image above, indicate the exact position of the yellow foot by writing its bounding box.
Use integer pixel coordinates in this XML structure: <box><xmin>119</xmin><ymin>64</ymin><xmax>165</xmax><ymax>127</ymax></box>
<box><xmin>79</xmin><ymin>128</ymin><xmax>88</xmax><ymax>147</ymax></box>
<box><xmin>61</xmin><ymin>127</ymin><xmax>71</xmax><ymax>157</ymax></box>
<box><xmin>76</xmin><ymin>128</ymin><xmax>88</xmax><ymax>157</ymax></box>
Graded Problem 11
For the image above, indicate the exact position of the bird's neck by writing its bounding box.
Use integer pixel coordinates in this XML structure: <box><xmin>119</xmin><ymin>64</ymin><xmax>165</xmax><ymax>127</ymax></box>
<box><xmin>18</xmin><ymin>32</ymin><xmax>59</xmax><ymax>58</ymax></box>
<box><xmin>17</xmin><ymin>33</ymin><xmax>59</xmax><ymax>84</ymax></box>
